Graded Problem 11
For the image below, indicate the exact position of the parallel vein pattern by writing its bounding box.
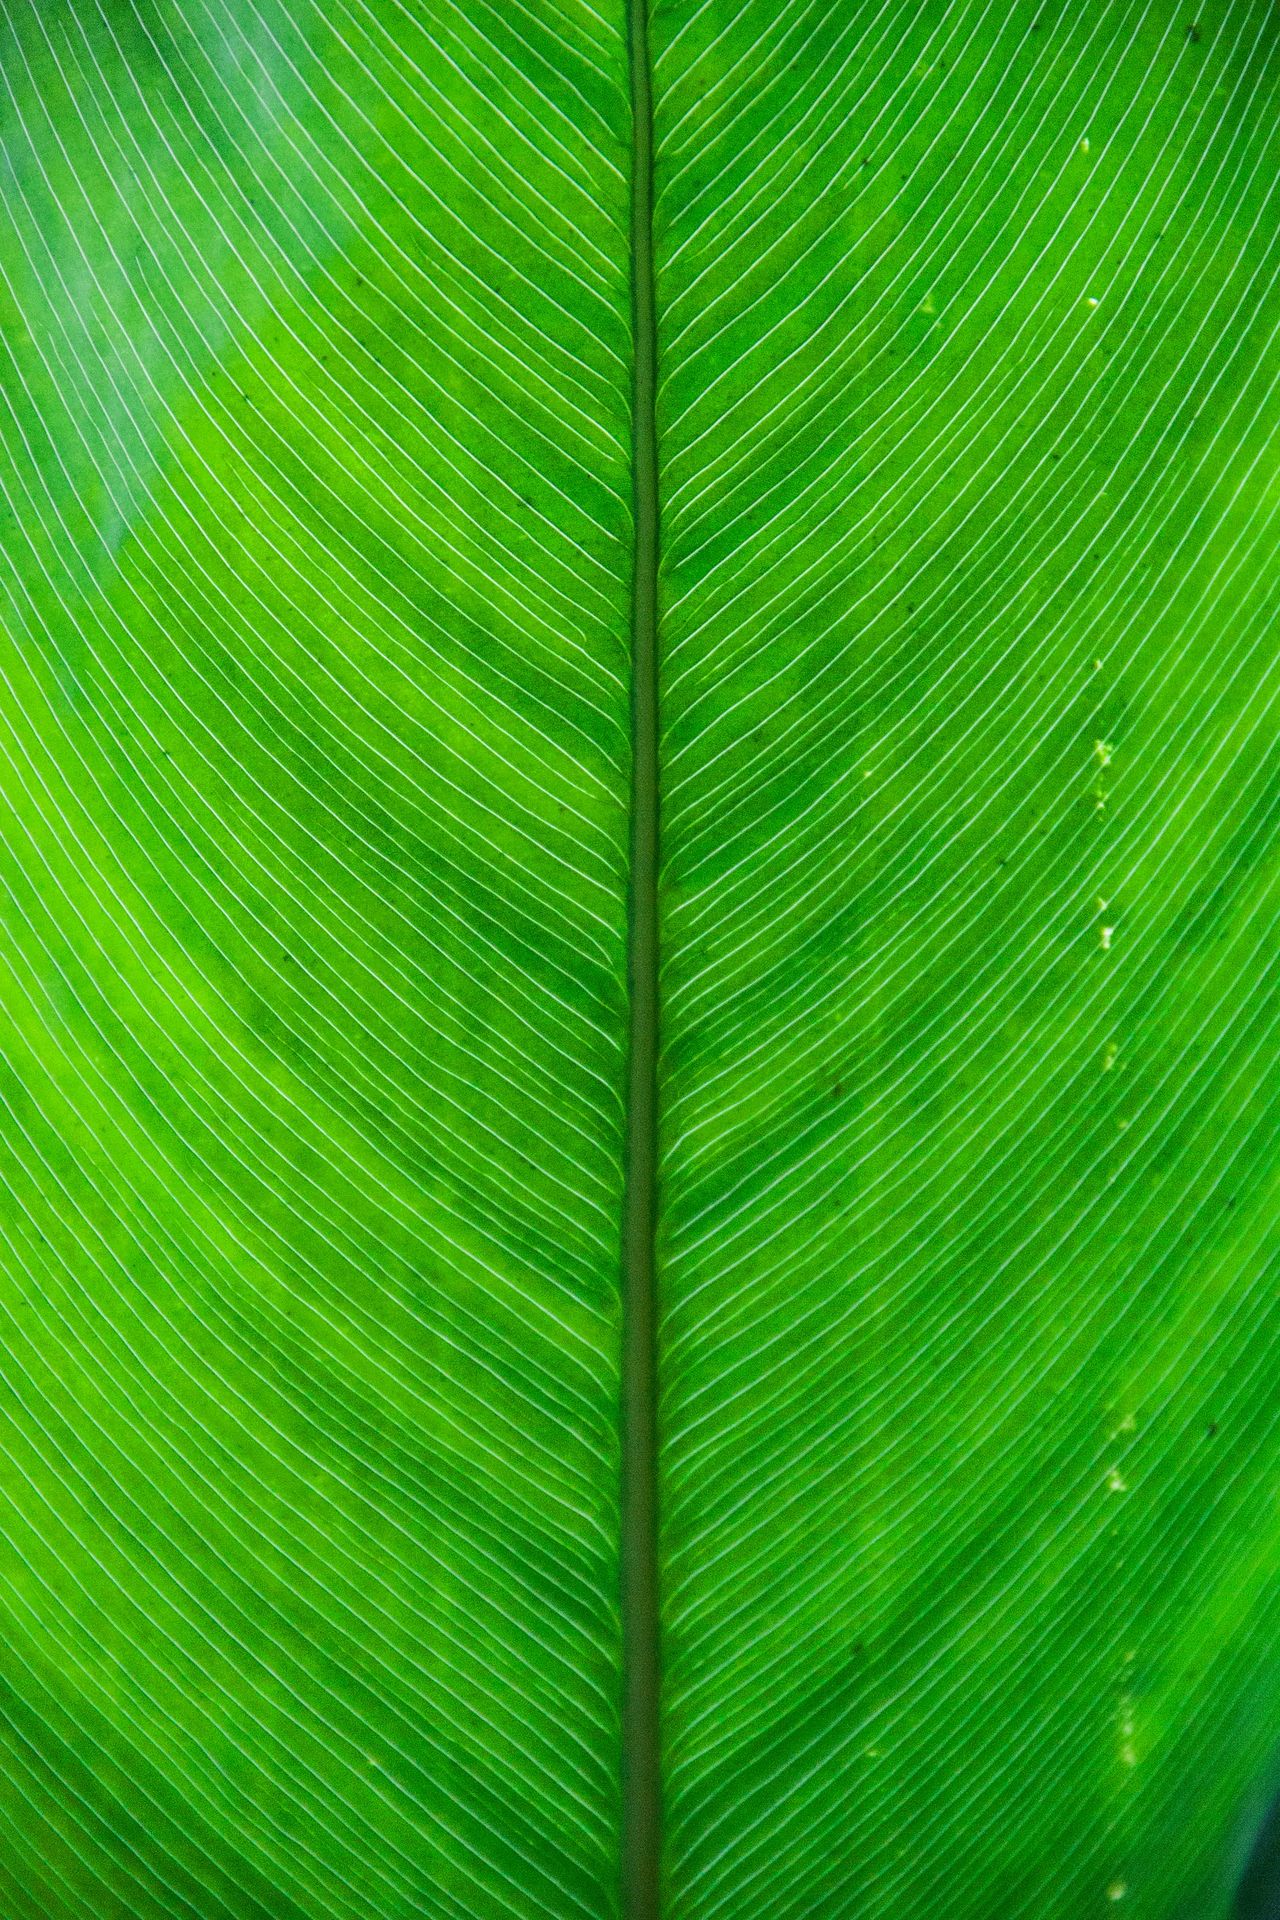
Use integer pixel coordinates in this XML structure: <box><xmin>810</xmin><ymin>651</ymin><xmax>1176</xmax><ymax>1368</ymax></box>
<box><xmin>653</xmin><ymin>4</ymin><xmax>1280</xmax><ymax>1917</ymax></box>
<box><xmin>6</xmin><ymin>3</ymin><xmax>1280</xmax><ymax>1918</ymax></box>
<box><xmin>0</xmin><ymin>2</ymin><xmax>632</xmax><ymax>1916</ymax></box>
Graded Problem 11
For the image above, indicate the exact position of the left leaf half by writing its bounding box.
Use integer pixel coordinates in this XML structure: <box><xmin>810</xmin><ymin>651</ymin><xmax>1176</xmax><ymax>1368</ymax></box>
<box><xmin>0</xmin><ymin>3</ymin><xmax>633</xmax><ymax>1916</ymax></box>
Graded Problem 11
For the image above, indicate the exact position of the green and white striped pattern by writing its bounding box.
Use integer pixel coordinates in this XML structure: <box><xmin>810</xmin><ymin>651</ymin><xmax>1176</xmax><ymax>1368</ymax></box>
<box><xmin>3</xmin><ymin>2</ymin><xmax>1280</xmax><ymax>1917</ymax></box>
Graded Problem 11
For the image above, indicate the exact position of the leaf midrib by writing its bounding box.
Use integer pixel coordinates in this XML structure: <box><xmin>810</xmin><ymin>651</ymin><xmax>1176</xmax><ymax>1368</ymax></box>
<box><xmin>619</xmin><ymin>0</ymin><xmax>661</xmax><ymax>1915</ymax></box>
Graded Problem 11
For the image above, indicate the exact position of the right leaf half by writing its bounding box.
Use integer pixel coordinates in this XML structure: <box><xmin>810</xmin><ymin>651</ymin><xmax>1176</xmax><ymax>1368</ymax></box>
<box><xmin>654</xmin><ymin>5</ymin><xmax>1280</xmax><ymax>1915</ymax></box>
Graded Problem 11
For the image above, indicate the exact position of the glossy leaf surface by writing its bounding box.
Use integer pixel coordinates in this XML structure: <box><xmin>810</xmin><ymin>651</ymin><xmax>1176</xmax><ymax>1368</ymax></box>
<box><xmin>2</xmin><ymin>3</ymin><xmax>1279</xmax><ymax>1918</ymax></box>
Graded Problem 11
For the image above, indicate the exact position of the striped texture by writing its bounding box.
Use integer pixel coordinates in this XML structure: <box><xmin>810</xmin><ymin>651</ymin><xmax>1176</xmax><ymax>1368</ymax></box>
<box><xmin>4</xmin><ymin>3</ymin><xmax>1280</xmax><ymax>1919</ymax></box>
<box><xmin>0</xmin><ymin>2</ymin><xmax>631</xmax><ymax>1916</ymax></box>
<box><xmin>654</xmin><ymin>4</ymin><xmax>1280</xmax><ymax>1918</ymax></box>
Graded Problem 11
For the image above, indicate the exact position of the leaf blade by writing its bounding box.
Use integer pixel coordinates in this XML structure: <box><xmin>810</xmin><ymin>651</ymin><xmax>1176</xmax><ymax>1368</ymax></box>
<box><xmin>654</xmin><ymin>4</ymin><xmax>1280</xmax><ymax>1916</ymax></box>
<box><xmin>0</xmin><ymin>1</ymin><xmax>633</xmax><ymax>1913</ymax></box>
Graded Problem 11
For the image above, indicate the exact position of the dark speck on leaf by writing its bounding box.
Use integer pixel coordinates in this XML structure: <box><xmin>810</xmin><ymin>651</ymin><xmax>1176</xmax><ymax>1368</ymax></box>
<box><xmin>1206</xmin><ymin>1421</ymin><xmax>1218</xmax><ymax>1437</ymax></box>
<box><xmin>1186</xmin><ymin>22</ymin><xmax>1200</xmax><ymax>39</ymax></box>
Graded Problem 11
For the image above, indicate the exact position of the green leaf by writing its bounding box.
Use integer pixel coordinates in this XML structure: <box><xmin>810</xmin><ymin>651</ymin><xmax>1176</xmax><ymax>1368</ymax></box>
<box><xmin>654</xmin><ymin>6</ymin><xmax>1280</xmax><ymax>1916</ymax></box>
<box><xmin>2</xmin><ymin>3</ymin><xmax>1279</xmax><ymax>1919</ymax></box>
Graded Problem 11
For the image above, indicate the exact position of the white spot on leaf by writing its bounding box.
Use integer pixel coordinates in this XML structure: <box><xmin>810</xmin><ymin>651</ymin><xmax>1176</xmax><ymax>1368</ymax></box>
<box><xmin>1119</xmin><ymin>1696</ymin><xmax>1137</xmax><ymax>1766</ymax></box>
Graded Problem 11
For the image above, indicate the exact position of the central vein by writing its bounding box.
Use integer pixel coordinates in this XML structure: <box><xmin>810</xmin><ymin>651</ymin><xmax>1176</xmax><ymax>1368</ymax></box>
<box><xmin>619</xmin><ymin>0</ymin><xmax>661</xmax><ymax>1912</ymax></box>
